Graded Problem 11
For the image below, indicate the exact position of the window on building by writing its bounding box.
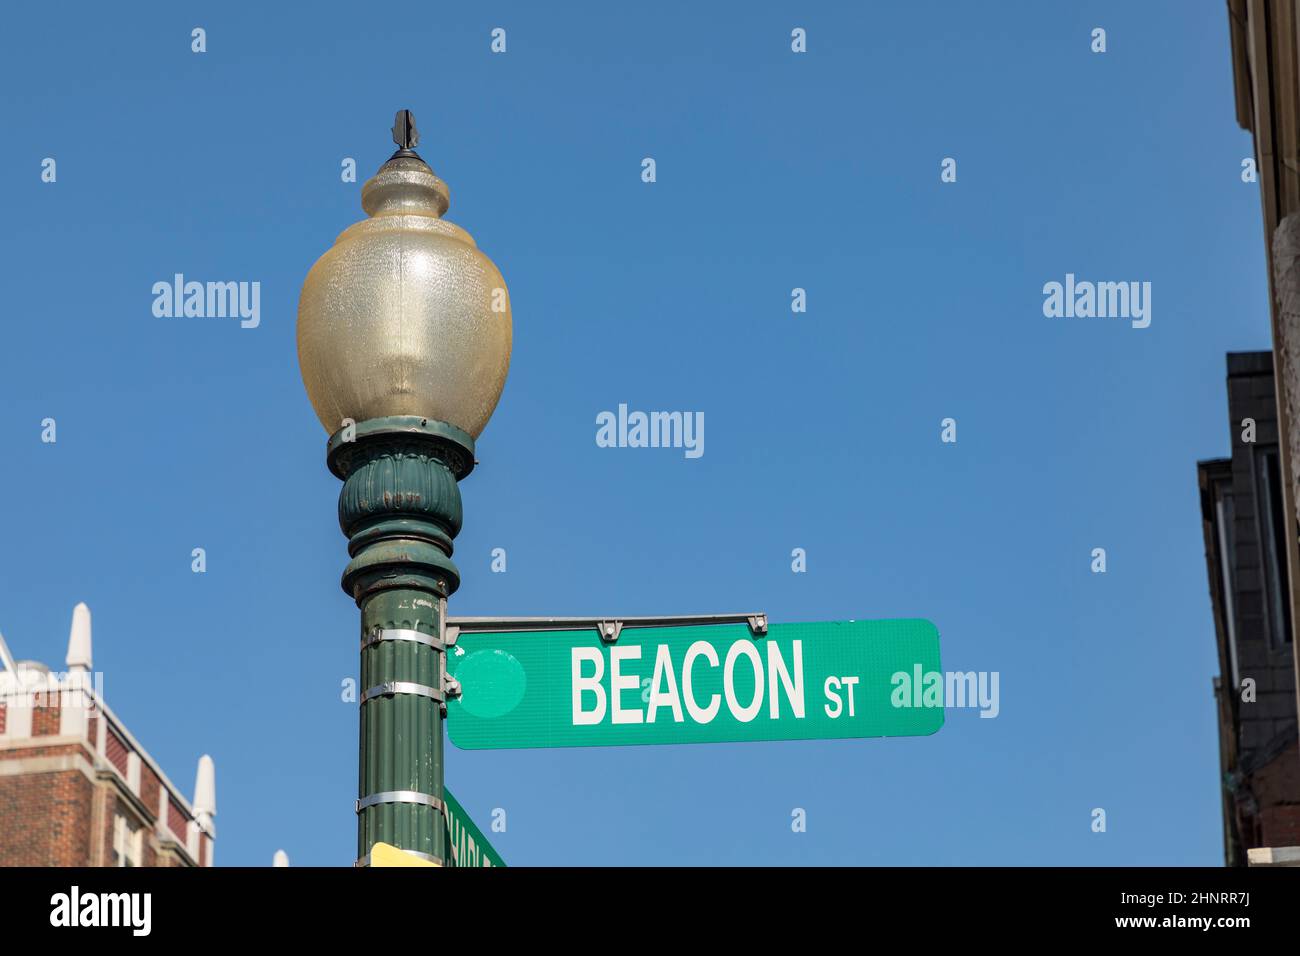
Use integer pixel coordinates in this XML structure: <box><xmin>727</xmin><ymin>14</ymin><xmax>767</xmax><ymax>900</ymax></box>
<box><xmin>1254</xmin><ymin>446</ymin><xmax>1294</xmax><ymax>647</ymax></box>
<box><xmin>112</xmin><ymin>813</ymin><xmax>143</xmax><ymax>868</ymax></box>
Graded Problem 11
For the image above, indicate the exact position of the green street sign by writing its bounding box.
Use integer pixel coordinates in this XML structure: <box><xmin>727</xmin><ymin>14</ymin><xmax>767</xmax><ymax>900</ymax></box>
<box><xmin>444</xmin><ymin>787</ymin><xmax>506</xmax><ymax>867</ymax></box>
<box><xmin>445</xmin><ymin>618</ymin><xmax>943</xmax><ymax>750</ymax></box>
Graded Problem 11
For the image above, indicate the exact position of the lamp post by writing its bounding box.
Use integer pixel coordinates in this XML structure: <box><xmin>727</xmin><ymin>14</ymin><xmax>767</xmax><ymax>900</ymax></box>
<box><xmin>296</xmin><ymin>111</ymin><xmax>511</xmax><ymax>865</ymax></box>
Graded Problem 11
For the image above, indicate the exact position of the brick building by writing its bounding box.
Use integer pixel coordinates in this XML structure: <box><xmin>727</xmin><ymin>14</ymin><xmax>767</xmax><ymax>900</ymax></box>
<box><xmin>0</xmin><ymin>603</ymin><xmax>215</xmax><ymax>867</ymax></box>
<box><xmin>1198</xmin><ymin>352</ymin><xmax>1300</xmax><ymax>865</ymax></box>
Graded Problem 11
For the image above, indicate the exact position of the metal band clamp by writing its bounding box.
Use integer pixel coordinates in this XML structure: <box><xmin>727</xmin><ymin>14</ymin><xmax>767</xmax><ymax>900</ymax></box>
<box><xmin>353</xmin><ymin>793</ymin><xmax>460</xmax><ymax>867</ymax></box>
<box><xmin>359</xmin><ymin>681</ymin><xmax>445</xmax><ymax>705</ymax></box>
<box><xmin>361</xmin><ymin>627</ymin><xmax>446</xmax><ymax>652</ymax></box>
<box><xmin>355</xmin><ymin>790</ymin><xmax>446</xmax><ymax>814</ymax></box>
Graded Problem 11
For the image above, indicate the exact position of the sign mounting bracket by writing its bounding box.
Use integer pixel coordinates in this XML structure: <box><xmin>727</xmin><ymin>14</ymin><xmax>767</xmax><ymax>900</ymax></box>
<box><xmin>445</xmin><ymin>612</ymin><xmax>768</xmax><ymax>645</ymax></box>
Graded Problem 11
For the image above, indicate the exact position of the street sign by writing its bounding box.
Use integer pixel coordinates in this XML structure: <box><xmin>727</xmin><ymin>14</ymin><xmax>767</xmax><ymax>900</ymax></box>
<box><xmin>445</xmin><ymin>618</ymin><xmax>943</xmax><ymax>750</ymax></box>
<box><xmin>444</xmin><ymin>787</ymin><xmax>507</xmax><ymax>867</ymax></box>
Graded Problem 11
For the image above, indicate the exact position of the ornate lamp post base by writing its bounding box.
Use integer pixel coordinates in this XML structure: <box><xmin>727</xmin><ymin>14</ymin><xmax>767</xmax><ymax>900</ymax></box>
<box><xmin>327</xmin><ymin>416</ymin><xmax>475</xmax><ymax>864</ymax></box>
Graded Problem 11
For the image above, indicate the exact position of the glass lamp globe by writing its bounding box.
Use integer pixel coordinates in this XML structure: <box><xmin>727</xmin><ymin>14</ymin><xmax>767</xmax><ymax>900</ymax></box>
<box><xmin>297</xmin><ymin>125</ymin><xmax>511</xmax><ymax>440</ymax></box>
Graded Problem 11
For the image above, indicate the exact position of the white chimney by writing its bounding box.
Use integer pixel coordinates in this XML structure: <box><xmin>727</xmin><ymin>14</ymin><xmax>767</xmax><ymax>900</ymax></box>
<box><xmin>193</xmin><ymin>754</ymin><xmax>216</xmax><ymax>834</ymax></box>
<box><xmin>273</xmin><ymin>850</ymin><xmax>290</xmax><ymax>867</ymax></box>
<box><xmin>66</xmin><ymin>603</ymin><xmax>92</xmax><ymax>675</ymax></box>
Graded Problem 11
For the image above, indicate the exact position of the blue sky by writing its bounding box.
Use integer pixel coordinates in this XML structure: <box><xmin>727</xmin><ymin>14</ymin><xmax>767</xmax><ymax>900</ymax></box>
<box><xmin>0</xmin><ymin>1</ymin><xmax>1267</xmax><ymax>865</ymax></box>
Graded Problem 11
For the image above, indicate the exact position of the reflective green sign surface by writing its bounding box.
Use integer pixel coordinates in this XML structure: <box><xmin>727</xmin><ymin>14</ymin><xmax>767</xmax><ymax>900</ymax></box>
<box><xmin>444</xmin><ymin>787</ymin><xmax>506</xmax><ymax>867</ymax></box>
<box><xmin>446</xmin><ymin>619</ymin><xmax>943</xmax><ymax>750</ymax></box>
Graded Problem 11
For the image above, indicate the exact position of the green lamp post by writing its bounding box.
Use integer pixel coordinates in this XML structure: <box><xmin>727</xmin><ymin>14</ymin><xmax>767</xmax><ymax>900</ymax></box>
<box><xmin>296</xmin><ymin>111</ymin><xmax>512</xmax><ymax>865</ymax></box>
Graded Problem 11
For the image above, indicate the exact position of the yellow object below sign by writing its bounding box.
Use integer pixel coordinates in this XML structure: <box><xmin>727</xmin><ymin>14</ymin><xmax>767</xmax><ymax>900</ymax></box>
<box><xmin>370</xmin><ymin>842</ymin><xmax>442</xmax><ymax>867</ymax></box>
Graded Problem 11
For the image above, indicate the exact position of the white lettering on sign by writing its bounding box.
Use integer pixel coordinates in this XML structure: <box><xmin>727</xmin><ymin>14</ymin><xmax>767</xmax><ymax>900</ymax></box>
<box><xmin>572</xmin><ymin>646</ymin><xmax>606</xmax><ymax>724</ymax></box>
<box><xmin>683</xmin><ymin>641</ymin><xmax>720</xmax><ymax>722</ymax></box>
<box><xmin>724</xmin><ymin>641</ymin><xmax>764</xmax><ymax>722</ymax></box>
<box><xmin>646</xmin><ymin>644</ymin><xmax>684</xmax><ymax>722</ymax></box>
<box><xmin>610</xmin><ymin>646</ymin><xmax>642</xmax><ymax>724</ymax></box>
<box><xmin>769</xmin><ymin>642</ymin><xmax>805</xmax><ymax>718</ymax></box>
<box><xmin>569</xmin><ymin>639</ymin><xmax>807</xmax><ymax>726</ymax></box>
<box><xmin>823</xmin><ymin>676</ymin><xmax>860</xmax><ymax>718</ymax></box>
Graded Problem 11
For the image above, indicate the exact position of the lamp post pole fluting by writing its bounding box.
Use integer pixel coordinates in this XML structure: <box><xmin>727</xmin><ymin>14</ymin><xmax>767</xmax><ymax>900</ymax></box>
<box><xmin>297</xmin><ymin>111</ymin><xmax>512</xmax><ymax>865</ymax></box>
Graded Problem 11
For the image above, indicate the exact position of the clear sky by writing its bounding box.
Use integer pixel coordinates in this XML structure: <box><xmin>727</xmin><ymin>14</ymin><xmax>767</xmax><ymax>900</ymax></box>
<box><xmin>0</xmin><ymin>1</ymin><xmax>1269</xmax><ymax>865</ymax></box>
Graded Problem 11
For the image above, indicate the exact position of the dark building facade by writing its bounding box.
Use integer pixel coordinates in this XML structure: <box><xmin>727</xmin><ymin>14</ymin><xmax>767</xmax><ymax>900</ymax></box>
<box><xmin>1199</xmin><ymin>352</ymin><xmax>1300</xmax><ymax>865</ymax></box>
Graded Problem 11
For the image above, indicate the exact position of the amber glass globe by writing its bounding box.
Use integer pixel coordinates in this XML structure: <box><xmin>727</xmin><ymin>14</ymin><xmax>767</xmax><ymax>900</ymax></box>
<box><xmin>297</xmin><ymin>154</ymin><xmax>511</xmax><ymax>439</ymax></box>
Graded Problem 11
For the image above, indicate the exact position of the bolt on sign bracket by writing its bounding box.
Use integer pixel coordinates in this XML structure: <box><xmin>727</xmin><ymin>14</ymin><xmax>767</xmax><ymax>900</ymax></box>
<box><xmin>442</xmin><ymin>674</ymin><xmax>463</xmax><ymax>699</ymax></box>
